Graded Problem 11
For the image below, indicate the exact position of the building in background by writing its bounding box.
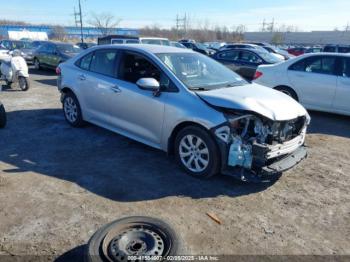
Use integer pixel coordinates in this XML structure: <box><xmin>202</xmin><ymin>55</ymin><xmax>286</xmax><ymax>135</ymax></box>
<box><xmin>244</xmin><ymin>31</ymin><xmax>350</xmax><ymax>46</ymax></box>
<box><xmin>0</xmin><ymin>25</ymin><xmax>139</xmax><ymax>40</ymax></box>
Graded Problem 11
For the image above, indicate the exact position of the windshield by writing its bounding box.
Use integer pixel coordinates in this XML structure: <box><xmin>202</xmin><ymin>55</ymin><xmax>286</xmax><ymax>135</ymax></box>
<box><xmin>195</xmin><ymin>43</ymin><xmax>207</xmax><ymax>50</ymax></box>
<box><xmin>157</xmin><ymin>52</ymin><xmax>247</xmax><ymax>90</ymax></box>
<box><xmin>57</xmin><ymin>44</ymin><xmax>82</xmax><ymax>54</ymax></box>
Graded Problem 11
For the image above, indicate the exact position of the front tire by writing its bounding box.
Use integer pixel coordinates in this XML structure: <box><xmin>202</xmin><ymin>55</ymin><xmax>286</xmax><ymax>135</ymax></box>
<box><xmin>0</xmin><ymin>104</ymin><xmax>6</xmax><ymax>128</ymax></box>
<box><xmin>18</xmin><ymin>76</ymin><xmax>30</xmax><ymax>91</ymax></box>
<box><xmin>34</xmin><ymin>58</ymin><xmax>41</xmax><ymax>70</ymax></box>
<box><xmin>175</xmin><ymin>126</ymin><xmax>220</xmax><ymax>179</ymax></box>
<box><xmin>62</xmin><ymin>92</ymin><xmax>84</xmax><ymax>127</ymax></box>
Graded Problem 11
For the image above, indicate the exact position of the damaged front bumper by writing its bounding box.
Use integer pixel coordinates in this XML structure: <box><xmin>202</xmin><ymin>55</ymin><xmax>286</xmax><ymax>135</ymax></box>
<box><xmin>213</xmin><ymin>125</ymin><xmax>308</xmax><ymax>183</ymax></box>
<box><xmin>222</xmin><ymin>145</ymin><xmax>307</xmax><ymax>183</ymax></box>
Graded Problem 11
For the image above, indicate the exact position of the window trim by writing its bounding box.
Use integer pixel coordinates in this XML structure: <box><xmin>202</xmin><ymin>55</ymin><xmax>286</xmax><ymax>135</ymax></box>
<box><xmin>117</xmin><ymin>50</ymin><xmax>179</xmax><ymax>93</ymax></box>
<box><xmin>288</xmin><ymin>55</ymin><xmax>338</xmax><ymax>76</ymax></box>
<box><xmin>75</xmin><ymin>49</ymin><xmax>120</xmax><ymax>78</ymax></box>
<box><xmin>238</xmin><ymin>50</ymin><xmax>263</xmax><ymax>64</ymax></box>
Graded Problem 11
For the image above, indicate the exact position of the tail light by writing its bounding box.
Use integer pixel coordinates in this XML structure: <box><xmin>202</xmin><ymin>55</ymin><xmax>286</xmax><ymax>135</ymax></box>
<box><xmin>56</xmin><ymin>66</ymin><xmax>61</xmax><ymax>75</ymax></box>
<box><xmin>253</xmin><ymin>71</ymin><xmax>263</xmax><ymax>80</ymax></box>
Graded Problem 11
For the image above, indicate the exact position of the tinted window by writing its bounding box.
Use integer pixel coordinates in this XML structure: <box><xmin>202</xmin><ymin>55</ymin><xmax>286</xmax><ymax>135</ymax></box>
<box><xmin>290</xmin><ymin>56</ymin><xmax>336</xmax><ymax>75</ymax></box>
<box><xmin>305</xmin><ymin>57</ymin><xmax>336</xmax><ymax>75</ymax></box>
<box><xmin>37</xmin><ymin>44</ymin><xmax>48</xmax><ymax>52</ymax></box>
<box><xmin>289</xmin><ymin>59</ymin><xmax>306</xmax><ymax>71</ymax></box>
<box><xmin>240</xmin><ymin>51</ymin><xmax>262</xmax><ymax>64</ymax></box>
<box><xmin>126</xmin><ymin>39</ymin><xmax>139</xmax><ymax>44</ymax></box>
<box><xmin>338</xmin><ymin>46</ymin><xmax>350</xmax><ymax>53</ymax></box>
<box><xmin>77</xmin><ymin>52</ymin><xmax>94</xmax><ymax>71</ymax></box>
<box><xmin>90</xmin><ymin>50</ymin><xmax>118</xmax><ymax>77</ymax></box>
<box><xmin>111</xmin><ymin>39</ymin><xmax>124</xmax><ymax>44</ymax></box>
<box><xmin>341</xmin><ymin>58</ymin><xmax>350</xmax><ymax>77</ymax></box>
<box><xmin>324</xmin><ymin>46</ymin><xmax>336</xmax><ymax>52</ymax></box>
<box><xmin>217</xmin><ymin>50</ymin><xmax>240</xmax><ymax>61</ymax></box>
<box><xmin>57</xmin><ymin>44</ymin><xmax>81</xmax><ymax>54</ymax></box>
<box><xmin>46</xmin><ymin>44</ymin><xmax>55</xmax><ymax>53</ymax></box>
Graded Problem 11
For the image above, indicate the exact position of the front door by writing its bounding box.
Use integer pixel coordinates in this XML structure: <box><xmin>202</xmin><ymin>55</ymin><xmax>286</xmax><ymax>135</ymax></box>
<box><xmin>334</xmin><ymin>57</ymin><xmax>350</xmax><ymax>113</ymax></box>
<box><xmin>106</xmin><ymin>51</ymin><xmax>167</xmax><ymax>147</ymax></box>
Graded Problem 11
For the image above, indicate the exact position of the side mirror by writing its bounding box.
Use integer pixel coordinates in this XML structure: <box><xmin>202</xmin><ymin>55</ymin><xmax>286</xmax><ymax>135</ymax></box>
<box><xmin>136</xmin><ymin>78</ymin><xmax>160</xmax><ymax>91</ymax></box>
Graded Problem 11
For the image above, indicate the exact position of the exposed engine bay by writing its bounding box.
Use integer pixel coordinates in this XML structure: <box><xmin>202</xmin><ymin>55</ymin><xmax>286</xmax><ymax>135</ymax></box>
<box><xmin>214</xmin><ymin>111</ymin><xmax>308</xmax><ymax>174</ymax></box>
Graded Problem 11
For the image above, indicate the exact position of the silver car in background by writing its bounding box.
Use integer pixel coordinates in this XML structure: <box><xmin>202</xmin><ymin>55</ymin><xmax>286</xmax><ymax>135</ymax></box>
<box><xmin>57</xmin><ymin>45</ymin><xmax>310</xmax><ymax>182</ymax></box>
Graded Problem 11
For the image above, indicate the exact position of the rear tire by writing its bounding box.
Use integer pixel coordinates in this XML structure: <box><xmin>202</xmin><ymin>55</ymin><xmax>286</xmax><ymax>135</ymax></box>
<box><xmin>0</xmin><ymin>104</ymin><xmax>7</xmax><ymax>128</ymax></box>
<box><xmin>275</xmin><ymin>86</ymin><xmax>298</xmax><ymax>101</ymax></box>
<box><xmin>175</xmin><ymin>126</ymin><xmax>220</xmax><ymax>179</ymax></box>
<box><xmin>62</xmin><ymin>92</ymin><xmax>85</xmax><ymax>127</ymax></box>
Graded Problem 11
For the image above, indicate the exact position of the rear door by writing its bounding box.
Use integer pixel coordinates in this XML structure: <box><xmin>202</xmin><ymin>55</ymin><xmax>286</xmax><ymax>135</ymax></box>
<box><xmin>214</xmin><ymin>50</ymin><xmax>241</xmax><ymax>73</ymax></box>
<box><xmin>334</xmin><ymin>57</ymin><xmax>350</xmax><ymax>113</ymax></box>
<box><xmin>75</xmin><ymin>49</ymin><xmax>120</xmax><ymax>124</ymax></box>
<box><xmin>287</xmin><ymin>55</ymin><xmax>337</xmax><ymax>110</ymax></box>
<box><xmin>237</xmin><ymin>50</ymin><xmax>263</xmax><ymax>80</ymax></box>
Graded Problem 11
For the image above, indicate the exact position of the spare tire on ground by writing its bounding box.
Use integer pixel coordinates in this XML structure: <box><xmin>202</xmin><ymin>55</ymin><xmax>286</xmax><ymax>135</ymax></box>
<box><xmin>0</xmin><ymin>103</ymin><xmax>6</xmax><ymax>128</ymax></box>
<box><xmin>86</xmin><ymin>216</ymin><xmax>179</xmax><ymax>262</ymax></box>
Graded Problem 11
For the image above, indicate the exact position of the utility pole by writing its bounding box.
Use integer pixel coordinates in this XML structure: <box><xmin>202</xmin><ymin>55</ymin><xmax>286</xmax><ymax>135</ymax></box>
<box><xmin>175</xmin><ymin>14</ymin><xmax>187</xmax><ymax>38</ymax></box>
<box><xmin>78</xmin><ymin>0</ymin><xmax>84</xmax><ymax>43</ymax></box>
<box><xmin>72</xmin><ymin>0</ymin><xmax>84</xmax><ymax>42</ymax></box>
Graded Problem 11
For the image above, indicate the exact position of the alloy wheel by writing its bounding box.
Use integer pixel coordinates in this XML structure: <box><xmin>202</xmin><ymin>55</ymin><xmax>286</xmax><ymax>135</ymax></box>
<box><xmin>179</xmin><ymin>134</ymin><xmax>209</xmax><ymax>173</ymax></box>
<box><xmin>64</xmin><ymin>97</ymin><xmax>78</xmax><ymax>123</ymax></box>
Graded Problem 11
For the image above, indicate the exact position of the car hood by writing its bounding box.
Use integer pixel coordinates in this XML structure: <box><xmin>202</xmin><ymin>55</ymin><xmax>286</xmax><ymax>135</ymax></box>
<box><xmin>196</xmin><ymin>83</ymin><xmax>308</xmax><ymax>121</ymax></box>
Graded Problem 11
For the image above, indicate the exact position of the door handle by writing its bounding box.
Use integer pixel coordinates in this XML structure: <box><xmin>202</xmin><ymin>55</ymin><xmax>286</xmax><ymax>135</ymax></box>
<box><xmin>295</xmin><ymin>74</ymin><xmax>305</xmax><ymax>78</ymax></box>
<box><xmin>79</xmin><ymin>74</ymin><xmax>86</xmax><ymax>81</ymax></box>
<box><xmin>110</xmin><ymin>86</ymin><xmax>121</xmax><ymax>93</ymax></box>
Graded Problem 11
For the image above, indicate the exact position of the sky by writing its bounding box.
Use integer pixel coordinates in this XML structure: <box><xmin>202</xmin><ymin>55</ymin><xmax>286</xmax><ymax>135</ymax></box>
<box><xmin>0</xmin><ymin>0</ymin><xmax>349</xmax><ymax>31</ymax></box>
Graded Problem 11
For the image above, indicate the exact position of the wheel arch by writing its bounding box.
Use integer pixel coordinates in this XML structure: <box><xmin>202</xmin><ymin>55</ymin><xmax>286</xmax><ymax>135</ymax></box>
<box><xmin>273</xmin><ymin>85</ymin><xmax>299</xmax><ymax>101</ymax></box>
<box><xmin>167</xmin><ymin>121</ymin><xmax>218</xmax><ymax>156</ymax></box>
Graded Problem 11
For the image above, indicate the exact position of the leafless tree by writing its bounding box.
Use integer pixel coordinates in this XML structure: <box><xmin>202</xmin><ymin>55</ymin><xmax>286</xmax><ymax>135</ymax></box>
<box><xmin>88</xmin><ymin>12</ymin><xmax>122</xmax><ymax>36</ymax></box>
<box><xmin>50</xmin><ymin>26</ymin><xmax>67</xmax><ymax>41</ymax></box>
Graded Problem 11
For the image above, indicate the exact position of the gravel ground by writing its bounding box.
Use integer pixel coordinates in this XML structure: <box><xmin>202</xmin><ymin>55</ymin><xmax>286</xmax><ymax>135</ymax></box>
<box><xmin>0</xmin><ymin>68</ymin><xmax>349</xmax><ymax>260</ymax></box>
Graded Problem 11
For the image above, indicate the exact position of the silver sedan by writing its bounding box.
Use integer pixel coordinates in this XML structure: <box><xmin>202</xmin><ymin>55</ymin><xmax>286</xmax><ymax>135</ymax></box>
<box><xmin>57</xmin><ymin>44</ymin><xmax>310</xmax><ymax>182</ymax></box>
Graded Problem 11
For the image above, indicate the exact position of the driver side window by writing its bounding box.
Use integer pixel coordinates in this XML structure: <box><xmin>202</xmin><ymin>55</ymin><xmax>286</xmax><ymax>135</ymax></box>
<box><xmin>118</xmin><ymin>52</ymin><xmax>178</xmax><ymax>92</ymax></box>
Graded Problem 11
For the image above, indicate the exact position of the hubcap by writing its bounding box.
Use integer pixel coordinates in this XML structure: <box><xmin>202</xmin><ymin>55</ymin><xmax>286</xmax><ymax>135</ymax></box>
<box><xmin>64</xmin><ymin>97</ymin><xmax>78</xmax><ymax>123</ymax></box>
<box><xmin>179</xmin><ymin>134</ymin><xmax>209</xmax><ymax>173</ymax></box>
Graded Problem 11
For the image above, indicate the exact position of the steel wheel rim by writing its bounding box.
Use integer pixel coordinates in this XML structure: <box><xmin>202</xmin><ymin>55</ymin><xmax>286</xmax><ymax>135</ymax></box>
<box><xmin>107</xmin><ymin>226</ymin><xmax>165</xmax><ymax>261</ymax></box>
<box><xmin>64</xmin><ymin>97</ymin><xmax>78</xmax><ymax>123</ymax></box>
<box><xmin>179</xmin><ymin>134</ymin><xmax>209</xmax><ymax>173</ymax></box>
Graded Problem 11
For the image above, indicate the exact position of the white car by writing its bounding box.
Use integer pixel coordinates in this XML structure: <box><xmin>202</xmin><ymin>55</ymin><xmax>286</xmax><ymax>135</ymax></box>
<box><xmin>254</xmin><ymin>53</ymin><xmax>350</xmax><ymax>116</ymax></box>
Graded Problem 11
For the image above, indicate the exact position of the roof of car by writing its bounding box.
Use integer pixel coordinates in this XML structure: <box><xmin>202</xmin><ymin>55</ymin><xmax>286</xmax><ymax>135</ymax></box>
<box><xmin>300</xmin><ymin>52</ymin><xmax>350</xmax><ymax>57</ymax></box>
<box><xmin>93</xmin><ymin>44</ymin><xmax>194</xmax><ymax>54</ymax></box>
